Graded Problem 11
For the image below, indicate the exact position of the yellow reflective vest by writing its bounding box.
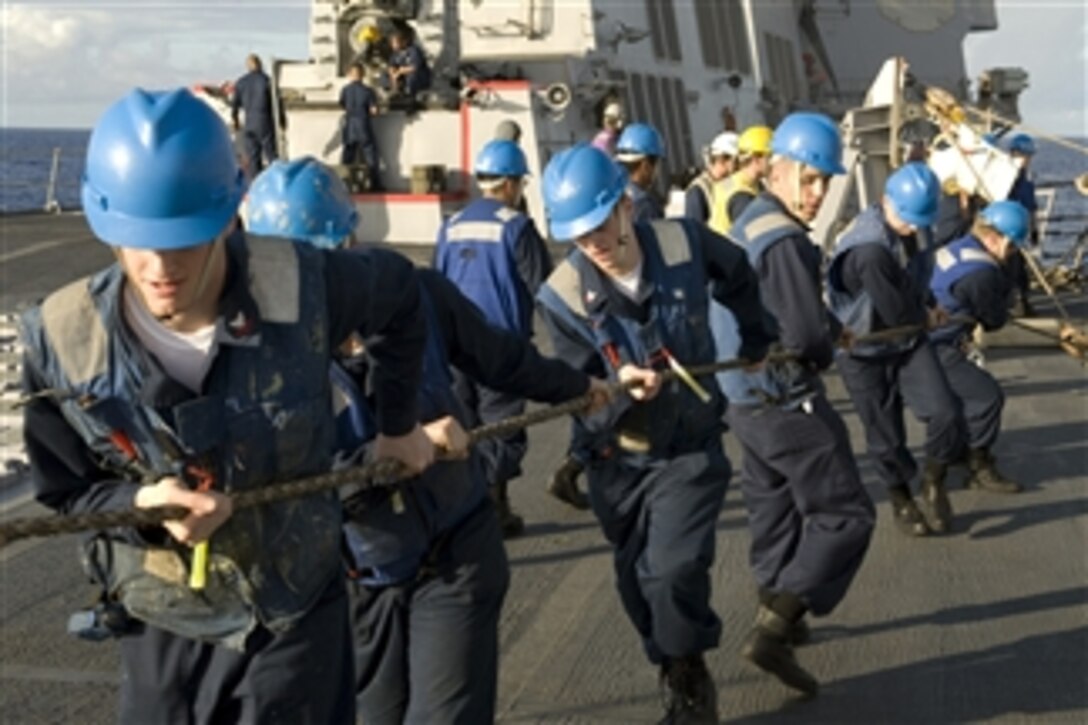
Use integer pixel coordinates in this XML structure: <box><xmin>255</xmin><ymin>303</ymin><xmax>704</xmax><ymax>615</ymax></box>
<box><xmin>709</xmin><ymin>171</ymin><xmax>760</xmax><ymax>235</ymax></box>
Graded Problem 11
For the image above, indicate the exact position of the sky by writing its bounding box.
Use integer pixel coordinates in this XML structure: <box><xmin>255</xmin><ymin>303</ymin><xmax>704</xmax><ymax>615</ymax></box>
<box><xmin>1</xmin><ymin>0</ymin><xmax>1085</xmax><ymax>136</ymax></box>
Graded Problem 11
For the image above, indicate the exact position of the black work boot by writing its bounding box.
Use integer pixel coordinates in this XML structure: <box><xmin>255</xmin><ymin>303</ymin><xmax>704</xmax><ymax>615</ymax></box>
<box><xmin>741</xmin><ymin>594</ymin><xmax>819</xmax><ymax>697</ymax></box>
<box><xmin>489</xmin><ymin>482</ymin><xmax>525</xmax><ymax>539</ymax></box>
<box><xmin>888</xmin><ymin>485</ymin><xmax>930</xmax><ymax>538</ymax></box>
<box><xmin>546</xmin><ymin>455</ymin><xmax>590</xmax><ymax>510</ymax></box>
<box><xmin>967</xmin><ymin>448</ymin><xmax>1022</xmax><ymax>494</ymax></box>
<box><xmin>919</xmin><ymin>460</ymin><xmax>953</xmax><ymax>534</ymax></box>
<box><xmin>758</xmin><ymin>588</ymin><xmax>811</xmax><ymax>645</ymax></box>
<box><xmin>658</xmin><ymin>654</ymin><xmax>719</xmax><ymax>724</ymax></box>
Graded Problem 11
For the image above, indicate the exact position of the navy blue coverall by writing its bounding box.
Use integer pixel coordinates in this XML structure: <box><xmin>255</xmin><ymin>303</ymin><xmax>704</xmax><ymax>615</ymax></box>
<box><xmin>339</xmin><ymin>79</ymin><xmax>382</xmax><ymax>191</ymax></box>
<box><xmin>231</xmin><ymin>69</ymin><xmax>282</xmax><ymax>174</ymax></box>
<box><xmin>538</xmin><ymin>219</ymin><xmax>776</xmax><ymax>665</ymax></box>
<box><xmin>829</xmin><ymin>206</ymin><xmax>965</xmax><ymax>495</ymax></box>
<box><xmin>344</xmin><ymin>269</ymin><xmax>591</xmax><ymax>725</ymax></box>
<box><xmin>22</xmin><ymin>235</ymin><xmax>426</xmax><ymax>724</ymax></box>
<box><xmin>389</xmin><ymin>44</ymin><xmax>432</xmax><ymax>96</ymax></box>
<box><xmin>930</xmin><ymin>237</ymin><xmax>1011</xmax><ymax>450</ymax></box>
<box><xmin>714</xmin><ymin>193</ymin><xmax>875</xmax><ymax>617</ymax></box>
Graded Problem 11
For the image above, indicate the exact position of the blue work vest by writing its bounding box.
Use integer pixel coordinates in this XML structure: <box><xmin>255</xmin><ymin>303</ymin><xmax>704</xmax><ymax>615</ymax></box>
<box><xmin>333</xmin><ymin>286</ymin><xmax>485</xmax><ymax>587</ymax></box>
<box><xmin>826</xmin><ymin>205</ymin><xmax>920</xmax><ymax>357</ymax></box>
<box><xmin>537</xmin><ymin>219</ymin><xmax>721</xmax><ymax>461</ymax></box>
<box><xmin>710</xmin><ymin>195</ymin><xmax>818</xmax><ymax>408</ymax></box>
<box><xmin>929</xmin><ymin>235</ymin><xmax>1000</xmax><ymax>344</ymax></box>
<box><xmin>434</xmin><ymin>198</ymin><xmax>535</xmax><ymax>336</ymax></box>
<box><xmin>19</xmin><ymin>234</ymin><xmax>338</xmax><ymax>649</ymax></box>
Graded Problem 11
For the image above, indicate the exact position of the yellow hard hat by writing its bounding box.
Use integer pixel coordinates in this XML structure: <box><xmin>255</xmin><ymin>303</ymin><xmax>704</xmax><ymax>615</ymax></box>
<box><xmin>359</xmin><ymin>24</ymin><xmax>382</xmax><ymax>44</ymax></box>
<box><xmin>738</xmin><ymin>126</ymin><xmax>773</xmax><ymax>156</ymax></box>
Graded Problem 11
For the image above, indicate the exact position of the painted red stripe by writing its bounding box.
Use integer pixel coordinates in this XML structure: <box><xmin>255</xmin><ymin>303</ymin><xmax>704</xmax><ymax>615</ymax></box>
<box><xmin>466</xmin><ymin>79</ymin><xmax>533</xmax><ymax>91</ymax></box>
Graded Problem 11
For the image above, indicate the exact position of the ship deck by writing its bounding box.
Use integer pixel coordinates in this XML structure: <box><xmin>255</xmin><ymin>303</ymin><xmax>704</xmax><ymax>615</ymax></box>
<box><xmin>1</xmin><ymin>212</ymin><xmax>1086</xmax><ymax>723</ymax></box>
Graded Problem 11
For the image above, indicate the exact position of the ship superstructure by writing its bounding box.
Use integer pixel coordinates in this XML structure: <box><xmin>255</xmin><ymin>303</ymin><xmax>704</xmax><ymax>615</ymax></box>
<box><xmin>204</xmin><ymin>0</ymin><xmax>1018</xmax><ymax>244</ymax></box>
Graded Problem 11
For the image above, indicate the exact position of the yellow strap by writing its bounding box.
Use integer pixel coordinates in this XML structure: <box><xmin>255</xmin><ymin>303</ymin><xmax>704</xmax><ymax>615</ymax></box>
<box><xmin>665</xmin><ymin>352</ymin><xmax>712</xmax><ymax>403</ymax></box>
<box><xmin>189</xmin><ymin>541</ymin><xmax>209</xmax><ymax>590</ymax></box>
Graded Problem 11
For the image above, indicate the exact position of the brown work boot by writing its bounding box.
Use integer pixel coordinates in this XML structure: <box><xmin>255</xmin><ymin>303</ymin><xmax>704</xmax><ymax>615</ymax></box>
<box><xmin>758</xmin><ymin>588</ymin><xmax>811</xmax><ymax>645</ymax></box>
<box><xmin>967</xmin><ymin>448</ymin><xmax>1022</xmax><ymax>494</ymax></box>
<box><xmin>489</xmin><ymin>482</ymin><xmax>524</xmax><ymax>539</ymax></box>
<box><xmin>888</xmin><ymin>485</ymin><xmax>930</xmax><ymax>537</ymax></box>
<box><xmin>919</xmin><ymin>460</ymin><xmax>953</xmax><ymax>534</ymax></box>
<box><xmin>741</xmin><ymin>595</ymin><xmax>819</xmax><ymax>697</ymax></box>
<box><xmin>658</xmin><ymin>654</ymin><xmax>719</xmax><ymax>724</ymax></box>
<box><xmin>547</xmin><ymin>455</ymin><xmax>590</xmax><ymax>510</ymax></box>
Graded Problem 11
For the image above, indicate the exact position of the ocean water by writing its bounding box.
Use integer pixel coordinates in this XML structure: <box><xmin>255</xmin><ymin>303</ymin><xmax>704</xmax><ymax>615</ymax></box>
<box><xmin>0</xmin><ymin>128</ymin><xmax>90</xmax><ymax>214</ymax></box>
<box><xmin>1</xmin><ymin>128</ymin><xmax>1085</xmax><ymax>245</ymax></box>
<box><xmin>1026</xmin><ymin>137</ymin><xmax>1088</xmax><ymax>251</ymax></box>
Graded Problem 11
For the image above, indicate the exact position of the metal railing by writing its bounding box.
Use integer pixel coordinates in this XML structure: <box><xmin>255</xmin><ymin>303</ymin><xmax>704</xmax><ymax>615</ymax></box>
<box><xmin>0</xmin><ymin>146</ymin><xmax>80</xmax><ymax>215</ymax></box>
<box><xmin>43</xmin><ymin>148</ymin><xmax>62</xmax><ymax>214</ymax></box>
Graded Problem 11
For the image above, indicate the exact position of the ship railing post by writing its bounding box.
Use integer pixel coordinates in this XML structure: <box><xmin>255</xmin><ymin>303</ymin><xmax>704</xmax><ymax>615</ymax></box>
<box><xmin>43</xmin><ymin>147</ymin><xmax>62</xmax><ymax>214</ymax></box>
<box><xmin>1036</xmin><ymin>187</ymin><xmax>1056</xmax><ymax>243</ymax></box>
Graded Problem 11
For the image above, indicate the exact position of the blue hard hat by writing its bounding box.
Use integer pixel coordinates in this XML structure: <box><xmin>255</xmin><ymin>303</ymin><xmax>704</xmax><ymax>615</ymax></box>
<box><xmin>246</xmin><ymin>157</ymin><xmax>358</xmax><ymax>249</ymax></box>
<box><xmin>542</xmin><ymin>144</ymin><xmax>628</xmax><ymax>242</ymax></box>
<box><xmin>615</xmin><ymin>122</ymin><xmax>666</xmax><ymax>160</ymax></box>
<box><xmin>81</xmin><ymin>88</ymin><xmax>246</xmax><ymax>250</ymax></box>
<box><xmin>474</xmin><ymin>139</ymin><xmax>528</xmax><ymax>177</ymax></box>
<box><xmin>771</xmin><ymin>112</ymin><xmax>845</xmax><ymax>175</ymax></box>
<box><xmin>981</xmin><ymin>200</ymin><xmax>1030</xmax><ymax>245</ymax></box>
<box><xmin>1008</xmin><ymin>133</ymin><xmax>1036</xmax><ymax>156</ymax></box>
<box><xmin>885</xmin><ymin>162</ymin><xmax>940</xmax><ymax>227</ymax></box>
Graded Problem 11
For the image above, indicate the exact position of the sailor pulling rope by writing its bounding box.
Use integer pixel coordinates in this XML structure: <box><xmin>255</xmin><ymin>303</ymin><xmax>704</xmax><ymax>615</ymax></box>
<box><xmin>0</xmin><ymin>315</ymin><xmax>970</xmax><ymax>548</ymax></box>
<box><xmin>926</xmin><ymin>96</ymin><xmax>1088</xmax><ymax>355</ymax></box>
<box><xmin>0</xmin><ymin>351</ymin><xmax>787</xmax><ymax>547</ymax></box>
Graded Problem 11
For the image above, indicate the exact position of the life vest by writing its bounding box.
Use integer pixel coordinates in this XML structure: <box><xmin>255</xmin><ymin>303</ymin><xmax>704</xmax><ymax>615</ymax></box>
<box><xmin>20</xmin><ymin>233</ymin><xmax>337</xmax><ymax>649</ymax></box>
<box><xmin>708</xmin><ymin>170</ymin><xmax>760</xmax><ymax>235</ymax></box>
<box><xmin>434</xmin><ymin>197</ymin><xmax>538</xmax><ymax>336</ymax></box>
<box><xmin>929</xmin><ymin>235</ymin><xmax>1000</xmax><ymax>344</ymax></box>
<box><xmin>710</xmin><ymin>195</ymin><xmax>819</xmax><ymax>409</ymax></box>
<box><xmin>685</xmin><ymin>171</ymin><xmax>716</xmax><ymax>221</ymax></box>
<box><xmin>537</xmin><ymin>219</ymin><xmax>722</xmax><ymax>460</ymax></box>
<box><xmin>826</xmin><ymin>205</ymin><xmax>921</xmax><ymax>357</ymax></box>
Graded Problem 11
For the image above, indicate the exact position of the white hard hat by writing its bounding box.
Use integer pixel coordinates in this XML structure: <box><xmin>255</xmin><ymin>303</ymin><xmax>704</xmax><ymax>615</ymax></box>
<box><xmin>708</xmin><ymin>132</ymin><xmax>739</xmax><ymax>158</ymax></box>
<box><xmin>603</xmin><ymin>102</ymin><xmax>624</xmax><ymax>120</ymax></box>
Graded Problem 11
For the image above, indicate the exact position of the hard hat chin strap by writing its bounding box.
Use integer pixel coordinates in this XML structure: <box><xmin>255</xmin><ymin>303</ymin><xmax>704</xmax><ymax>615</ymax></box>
<box><xmin>791</xmin><ymin>161</ymin><xmax>805</xmax><ymax>215</ymax></box>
